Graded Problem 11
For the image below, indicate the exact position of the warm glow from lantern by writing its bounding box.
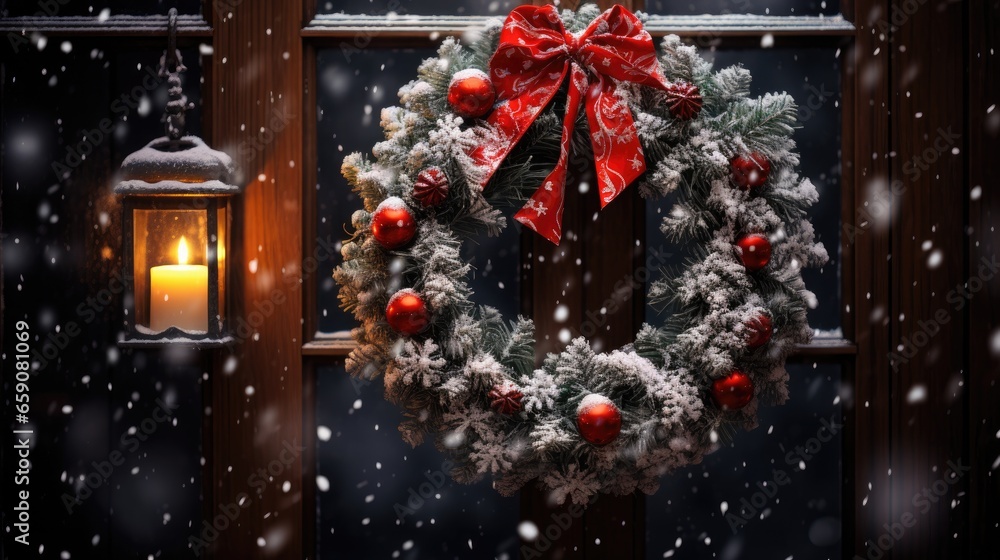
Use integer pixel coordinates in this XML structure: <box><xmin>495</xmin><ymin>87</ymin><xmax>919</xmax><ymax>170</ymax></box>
<box><xmin>177</xmin><ymin>236</ymin><xmax>190</xmax><ymax>265</ymax></box>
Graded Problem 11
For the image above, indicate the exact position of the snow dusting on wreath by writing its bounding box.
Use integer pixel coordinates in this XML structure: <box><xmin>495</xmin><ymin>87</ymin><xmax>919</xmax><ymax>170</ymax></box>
<box><xmin>335</xmin><ymin>4</ymin><xmax>828</xmax><ymax>505</ymax></box>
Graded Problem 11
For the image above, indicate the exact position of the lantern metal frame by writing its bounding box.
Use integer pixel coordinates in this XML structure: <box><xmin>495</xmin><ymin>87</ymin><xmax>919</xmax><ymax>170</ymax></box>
<box><xmin>115</xmin><ymin>9</ymin><xmax>239</xmax><ymax>348</ymax></box>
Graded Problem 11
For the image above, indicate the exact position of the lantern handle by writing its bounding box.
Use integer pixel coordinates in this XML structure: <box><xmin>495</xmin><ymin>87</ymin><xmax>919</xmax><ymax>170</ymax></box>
<box><xmin>159</xmin><ymin>8</ymin><xmax>194</xmax><ymax>141</ymax></box>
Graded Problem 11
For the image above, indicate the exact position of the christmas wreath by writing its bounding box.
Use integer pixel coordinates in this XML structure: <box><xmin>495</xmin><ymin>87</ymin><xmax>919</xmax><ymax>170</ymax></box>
<box><xmin>335</xmin><ymin>4</ymin><xmax>828</xmax><ymax>505</ymax></box>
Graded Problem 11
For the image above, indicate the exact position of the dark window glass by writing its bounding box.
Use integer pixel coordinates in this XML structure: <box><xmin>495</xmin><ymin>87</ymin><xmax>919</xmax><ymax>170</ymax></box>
<box><xmin>645</xmin><ymin>363</ymin><xmax>844</xmax><ymax>558</ymax></box>
<box><xmin>1</xmin><ymin>43</ymin><xmax>205</xmax><ymax>557</ymax></box>
<box><xmin>462</xmin><ymin>226</ymin><xmax>522</xmax><ymax>321</ymax></box>
<box><xmin>646</xmin><ymin>0</ymin><xmax>840</xmax><ymax>16</ymax></box>
<box><xmin>318</xmin><ymin>0</ymin><xmax>521</xmax><ymax>16</ymax></box>
<box><xmin>315</xmin><ymin>48</ymin><xmax>431</xmax><ymax>335</ymax></box>
<box><xmin>314</xmin><ymin>363</ymin><xmax>519</xmax><ymax>558</ymax></box>
<box><xmin>2</xmin><ymin>0</ymin><xmax>202</xmax><ymax>17</ymax></box>
<box><xmin>647</xmin><ymin>47</ymin><xmax>842</xmax><ymax>334</ymax></box>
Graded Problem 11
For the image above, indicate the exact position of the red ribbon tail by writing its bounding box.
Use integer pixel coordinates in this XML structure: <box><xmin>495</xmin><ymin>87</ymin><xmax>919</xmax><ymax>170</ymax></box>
<box><xmin>514</xmin><ymin>66</ymin><xmax>588</xmax><ymax>245</ymax></box>
<box><xmin>585</xmin><ymin>75</ymin><xmax>649</xmax><ymax>209</ymax></box>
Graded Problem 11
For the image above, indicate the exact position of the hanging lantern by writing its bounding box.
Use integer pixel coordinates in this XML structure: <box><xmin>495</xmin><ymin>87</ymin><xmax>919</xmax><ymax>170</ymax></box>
<box><xmin>115</xmin><ymin>9</ymin><xmax>239</xmax><ymax>347</ymax></box>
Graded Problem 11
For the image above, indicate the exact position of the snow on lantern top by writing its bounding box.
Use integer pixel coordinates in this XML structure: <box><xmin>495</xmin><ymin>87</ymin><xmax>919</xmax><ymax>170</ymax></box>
<box><xmin>114</xmin><ymin>135</ymin><xmax>239</xmax><ymax>196</ymax></box>
<box><xmin>114</xmin><ymin>7</ymin><xmax>239</xmax><ymax>198</ymax></box>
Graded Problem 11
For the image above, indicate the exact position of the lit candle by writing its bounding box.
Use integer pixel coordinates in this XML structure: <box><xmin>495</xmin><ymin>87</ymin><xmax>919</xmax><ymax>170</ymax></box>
<box><xmin>150</xmin><ymin>236</ymin><xmax>208</xmax><ymax>332</ymax></box>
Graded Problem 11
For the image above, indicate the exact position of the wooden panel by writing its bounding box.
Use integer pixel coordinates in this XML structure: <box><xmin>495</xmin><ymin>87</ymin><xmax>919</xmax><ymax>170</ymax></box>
<box><xmin>302</xmin><ymin>40</ymin><xmax>321</xmax><ymax>351</ymax></box>
<box><xmin>837</xmin><ymin>13</ymin><xmax>860</xmax><ymax>557</ymax></box>
<box><xmin>534</xmin><ymin>0</ymin><xmax>638</xmax><ymax>9</ymax></box>
<box><xmin>207</xmin><ymin>0</ymin><xmax>305</xmax><ymax>558</ymax></box>
<box><xmin>845</xmin><ymin>0</ymin><xmax>894</xmax><ymax>556</ymax></box>
<box><xmin>967</xmin><ymin>1</ymin><xmax>1000</xmax><ymax>558</ymax></box>
<box><xmin>302</xmin><ymin>13</ymin><xmax>855</xmax><ymax>40</ymax></box>
<box><xmin>302</xmin><ymin>338</ymin><xmax>857</xmax><ymax>358</ymax></box>
<box><xmin>302</xmin><ymin>338</ymin><xmax>355</xmax><ymax>356</ymax></box>
<box><xmin>0</xmin><ymin>14</ymin><xmax>211</xmax><ymax>36</ymax></box>
<box><xmin>301</xmin><ymin>0</ymin><xmax>319</xmax><ymax>547</ymax></box>
<box><xmin>889</xmin><ymin>0</ymin><xmax>967</xmax><ymax>557</ymax></box>
<box><xmin>580</xmin><ymin>183</ymin><xmax>646</xmax><ymax>558</ymax></box>
<box><xmin>520</xmin><ymin>165</ymin><xmax>588</xmax><ymax>559</ymax></box>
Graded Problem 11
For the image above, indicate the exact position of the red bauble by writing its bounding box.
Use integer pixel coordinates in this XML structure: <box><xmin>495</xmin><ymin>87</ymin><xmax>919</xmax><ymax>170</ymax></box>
<box><xmin>745</xmin><ymin>314</ymin><xmax>773</xmax><ymax>349</ymax></box>
<box><xmin>371</xmin><ymin>197</ymin><xmax>417</xmax><ymax>250</ymax></box>
<box><xmin>489</xmin><ymin>383</ymin><xmax>524</xmax><ymax>415</ymax></box>
<box><xmin>730</xmin><ymin>152</ymin><xmax>771</xmax><ymax>190</ymax></box>
<box><xmin>576</xmin><ymin>394</ymin><xmax>622</xmax><ymax>446</ymax></box>
<box><xmin>447</xmin><ymin>69</ymin><xmax>496</xmax><ymax>119</ymax></box>
<box><xmin>711</xmin><ymin>371</ymin><xmax>754</xmax><ymax>410</ymax></box>
<box><xmin>413</xmin><ymin>167</ymin><xmax>450</xmax><ymax>207</ymax></box>
<box><xmin>385</xmin><ymin>289</ymin><xmax>430</xmax><ymax>336</ymax></box>
<box><xmin>665</xmin><ymin>81</ymin><xmax>703</xmax><ymax>121</ymax></box>
<box><xmin>736</xmin><ymin>234</ymin><xmax>772</xmax><ymax>271</ymax></box>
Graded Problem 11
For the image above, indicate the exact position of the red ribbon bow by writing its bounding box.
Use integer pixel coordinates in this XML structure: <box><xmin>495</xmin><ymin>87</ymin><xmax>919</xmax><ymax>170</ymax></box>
<box><xmin>470</xmin><ymin>5</ymin><xmax>670</xmax><ymax>244</ymax></box>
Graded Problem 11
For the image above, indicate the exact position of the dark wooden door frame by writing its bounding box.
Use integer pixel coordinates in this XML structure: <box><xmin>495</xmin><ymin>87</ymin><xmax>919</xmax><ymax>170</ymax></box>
<box><xmin>966</xmin><ymin>2</ymin><xmax>1000</xmax><ymax>557</ymax></box>
<box><xmin>844</xmin><ymin>1</ymin><xmax>1000</xmax><ymax>559</ymax></box>
<box><xmin>843</xmin><ymin>0</ymin><xmax>893</xmax><ymax>556</ymax></box>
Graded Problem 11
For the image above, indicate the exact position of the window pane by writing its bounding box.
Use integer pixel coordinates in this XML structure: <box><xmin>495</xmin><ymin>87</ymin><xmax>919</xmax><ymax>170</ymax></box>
<box><xmin>1</xmin><ymin>0</ymin><xmax>202</xmax><ymax>16</ymax></box>
<box><xmin>645</xmin><ymin>363</ymin><xmax>844</xmax><ymax>558</ymax></box>
<box><xmin>314</xmin><ymin>48</ymin><xmax>427</xmax><ymax>335</ymax></box>
<box><xmin>646</xmin><ymin>0</ymin><xmax>840</xmax><ymax>16</ymax></box>
<box><xmin>647</xmin><ymin>47</ymin><xmax>842</xmax><ymax>334</ymax></box>
<box><xmin>315</xmin><ymin>363</ymin><xmax>519</xmax><ymax>558</ymax></box>
<box><xmin>461</xmin><ymin>229</ymin><xmax>521</xmax><ymax>321</ymax></box>
<box><xmin>318</xmin><ymin>0</ymin><xmax>521</xmax><ymax>16</ymax></box>
<box><xmin>315</xmin><ymin>47</ymin><xmax>522</xmax><ymax>335</ymax></box>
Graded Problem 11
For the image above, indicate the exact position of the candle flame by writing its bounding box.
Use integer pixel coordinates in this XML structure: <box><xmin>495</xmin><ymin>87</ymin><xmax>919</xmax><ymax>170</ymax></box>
<box><xmin>177</xmin><ymin>236</ymin><xmax>190</xmax><ymax>265</ymax></box>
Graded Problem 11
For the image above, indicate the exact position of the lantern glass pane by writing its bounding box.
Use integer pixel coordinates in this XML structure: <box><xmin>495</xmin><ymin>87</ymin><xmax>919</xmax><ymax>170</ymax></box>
<box><xmin>133</xmin><ymin>207</ymin><xmax>211</xmax><ymax>334</ymax></box>
<box><xmin>215</xmin><ymin>202</ymin><xmax>229</xmax><ymax>327</ymax></box>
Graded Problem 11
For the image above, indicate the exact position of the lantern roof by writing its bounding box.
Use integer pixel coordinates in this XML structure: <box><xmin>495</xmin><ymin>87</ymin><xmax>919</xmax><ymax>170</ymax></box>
<box><xmin>115</xmin><ymin>135</ymin><xmax>240</xmax><ymax>196</ymax></box>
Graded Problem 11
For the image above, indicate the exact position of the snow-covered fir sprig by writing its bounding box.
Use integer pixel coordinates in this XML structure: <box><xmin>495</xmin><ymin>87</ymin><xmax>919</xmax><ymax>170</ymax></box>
<box><xmin>335</xmin><ymin>4</ymin><xmax>827</xmax><ymax>507</ymax></box>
